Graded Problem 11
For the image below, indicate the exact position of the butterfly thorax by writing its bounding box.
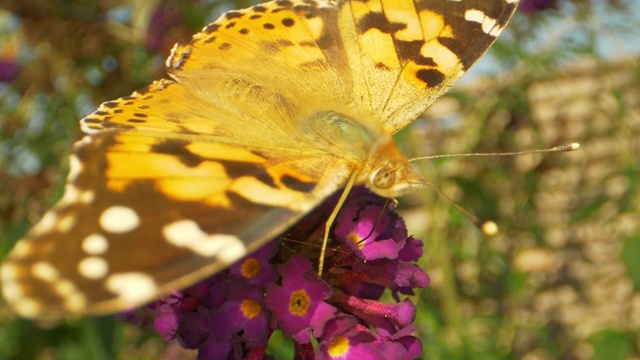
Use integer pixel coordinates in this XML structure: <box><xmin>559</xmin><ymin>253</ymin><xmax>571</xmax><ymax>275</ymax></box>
<box><xmin>310</xmin><ymin>111</ymin><xmax>426</xmax><ymax>199</ymax></box>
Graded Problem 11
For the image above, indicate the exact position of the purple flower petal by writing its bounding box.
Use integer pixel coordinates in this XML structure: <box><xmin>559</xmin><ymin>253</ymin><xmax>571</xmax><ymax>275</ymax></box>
<box><xmin>396</xmin><ymin>336</ymin><xmax>423</xmax><ymax>360</ymax></box>
<box><xmin>333</xmin><ymin>293</ymin><xmax>416</xmax><ymax>330</ymax></box>
<box><xmin>0</xmin><ymin>60</ymin><xmax>19</xmax><ymax>82</ymax></box>
<box><xmin>398</xmin><ymin>236</ymin><xmax>424</xmax><ymax>262</ymax></box>
<box><xmin>317</xmin><ymin>316</ymin><xmax>383</xmax><ymax>360</ymax></box>
<box><xmin>197</xmin><ymin>334</ymin><xmax>240</xmax><ymax>360</ymax></box>
<box><xmin>335</xmin><ymin>195</ymin><xmax>407</xmax><ymax>261</ymax></box>
<box><xmin>213</xmin><ymin>285</ymin><xmax>270</xmax><ymax>347</ymax></box>
<box><xmin>228</xmin><ymin>241</ymin><xmax>278</xmax><ymax>287</ymax></box>
<box><xmin>264</xmin><ymin>256</ymin><xmax>336</xmax><ymax>343</ymax></box>
<box><xmin>152</xmin><ymin>287</ymin><xmax>205</xmax><ymax>341</ymax></box>
<box><xmin>154</xmin><ymin>302</ymin><xmax>180</xmax><ymax>341</ymax></box>
<box><xmin>177</xmin><ymin>308</ymin><xmax>212</xmax><ymax>349</ymax></box>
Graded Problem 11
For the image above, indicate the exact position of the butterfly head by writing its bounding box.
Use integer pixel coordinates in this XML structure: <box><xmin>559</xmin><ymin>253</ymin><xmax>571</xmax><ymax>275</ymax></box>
<box><xmin>365</xmin><ymin>140</ymin><xmax>426</xmax><ymax>198</ymax></box>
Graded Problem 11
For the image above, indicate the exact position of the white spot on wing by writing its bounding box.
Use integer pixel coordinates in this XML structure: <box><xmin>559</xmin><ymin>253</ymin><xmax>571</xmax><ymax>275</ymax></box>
<box><xmin>68</xmin><ymin>154</ymin><xmax>83</xmax><ymax>182</ymax></box>
<box><xmin>1</xmin><ymin>263</ymin><xmax>17</xmax><ymax>283</ymax></box>
<box><xmin>82</xmin><ymin>234</ymin><xmax>109</xmax><ymax>255</ymax></box>
<box><xmin>77</xmin><ymin>135</ymin><xmax>94</xmax><ymax>146</ymax></box>
<box><xmin>10</xmin><ymin>240</ymin><xmax>34</xmax><ymax>258</ymax></box>
<box><xmin>32</xmin><ymin>262</ymin><xmax>60</xmax><ymax>282</ymax></box>
<box><xmin>56</xmin><ymin>214</ymin><xmax>77</xmax><ymax>233</ymax></box>
<box><xmin>200</xmin><ymin>234</ymin><xmax>245</xmax><ymax>260</ymax></box>
<box><xmin>80</xmin><ymin>190</ymin><xmax>95</xmax><ymax>204</ymax></box>
<box><xmin>1</xmin><ymin>282</ymin><xmax>22</xmax><ymax>303</ymax></box>
<box><xmin>13</xmin><ymin>298</ymin><xmax>42</xmax><ymax>317</ymax></box>
<box><xmin>166</xmin><ymin>43</ymin><xmax>180</xmax><ymax>68</ymax></box>
<box><xmin>1</xmin><ymin>265</ymin><xmax>22</xmax><ymax>302</ymax></box>
<box><xmin>214</xmin><ymin>235</ymin><xmax>249</xmax><ymax>265</ymax></box>
<box><xmin>54</xmin><ymin>279</ymin><xmax>79</xmax><ymax>297</ymax></box>
<box><xmin>488</xmin><ymin>25</ymin><xmax>505</xmax><ymax>37</ymax></box>
<box><xmin>78</xmin><ymin>257</ymin><xmax>109</xmax><ymax>280</ymax></box>
<box><xmin>465</xmin><ymin>9</ymin><xmax>504</xmax><ymax>37</ymax></box>
<box><xmin>64</xmin><ymin>292</ymin><xmax>88</xmax><ymax>312</ymax></box>
<box><xmin>100</xmin><ymin>206</ymin><xmax>140</xmax><ymax>233</ymax></box>
<box><xmin>31</xmin><ymin>212</ymin><xmax>57</xmax><ymax>236</ymax></box>
<box><xmin>59</xmin><ymin>185</ymin><xmax>80</xmax><ymax>206</ymax></box>
<box><xmin>105</xmin><ymin>272</ymin><xmax>157</xmax><ymax>305</ymax></box>
<box><xmin>163</xmin><ymin>220</ymin><xmax>246</xmax><ymax>257</ymax></box>
<box><xmin>163</xmin><ymin>220</ymin><xmax>201</xmax><ymax>247</ymax></box>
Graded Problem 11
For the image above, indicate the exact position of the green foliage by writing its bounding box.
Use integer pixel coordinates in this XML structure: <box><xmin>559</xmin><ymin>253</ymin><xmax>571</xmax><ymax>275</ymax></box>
<box><xmin>591</xmin><ymin>330</ymin><xmax>634</xmax><ymax>360</ymax></box>
<box><xmin>0</xmin><ymin>317</ymin><xmax>123</xmax><ymax>360</ymax></box>
<box><xmin>622</xmin><ymin>234</ymin><xmax>640</xmax><ymax>289</ymax></box>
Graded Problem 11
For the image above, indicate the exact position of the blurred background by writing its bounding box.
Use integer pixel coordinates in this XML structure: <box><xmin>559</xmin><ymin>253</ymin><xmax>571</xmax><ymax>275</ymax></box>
<box><xmin>0</xmin><ymin>0</ymin><xmax>638</xmax><ymax>359</ymax></box>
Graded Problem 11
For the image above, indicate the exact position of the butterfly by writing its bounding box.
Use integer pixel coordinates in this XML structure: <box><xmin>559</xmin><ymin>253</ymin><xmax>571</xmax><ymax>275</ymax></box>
<box><xmin>1</xmin><ymin>0</ymin><xmax>519</xmax><ymax>319</ymax></box>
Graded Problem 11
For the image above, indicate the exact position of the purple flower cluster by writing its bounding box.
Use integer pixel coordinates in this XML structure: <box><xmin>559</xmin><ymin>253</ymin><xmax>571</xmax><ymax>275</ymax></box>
<box><xmin>147</xmin><ymin>187</ymin><xmax>429</xmax><ymax>359</ymax></box>
<box><xmin>145</xmin><ymin>0</ymin><xmax>184</xmax><ymax>52</ymax></box>
<box><xmin>0</xmin><ymin>59</ymin><xmax>18</xmax><ymax>82</ymax></box>
<box><xmin>0</xmin><ymin>40</ymin><xmax>19</xmax><ymax>83</ymax></box>
<box><xmin>519</xmin><ymin>0</ymin><xmax>557</xmax><ymax>13</ymax></box>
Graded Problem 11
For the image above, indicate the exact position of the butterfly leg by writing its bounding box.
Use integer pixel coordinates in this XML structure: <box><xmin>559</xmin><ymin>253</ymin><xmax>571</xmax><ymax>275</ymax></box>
<box><xmin>317</xmin><ymin>172</ymin><xmax>358</xmax><ymax>277</ymax></box>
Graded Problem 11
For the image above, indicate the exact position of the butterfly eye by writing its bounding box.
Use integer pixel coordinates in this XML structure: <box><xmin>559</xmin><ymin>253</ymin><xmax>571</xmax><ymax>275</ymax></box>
<box><xmin>370</xmin><ymin>165</ymin><xmax>396</xmax><ymax>190</ymax></box>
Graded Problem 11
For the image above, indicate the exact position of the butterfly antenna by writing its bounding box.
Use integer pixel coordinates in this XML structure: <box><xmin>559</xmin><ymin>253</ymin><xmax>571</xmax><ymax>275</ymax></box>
<box><xmin>278</xmin><ymin>236</ymin><xmax>302</xmax><ymax>257</ymax></box>
<box><xmin>425</xmin><ymin>180</ymin><xmax>499</xmax><ymax>236</ymax></box>
<box><xmin>409</xmin><ymin>143</ymin><xmax>580</xmax><ymax>236</ymax></box>
<box><xmin>409</xmin><ymin>143</ymin><xmax>580</xmax><ymax>162</ymax></box>
<box><xmin>318</xmin><ymin>172</ymin><xmax>358</xmax><ymax>277</ymax></box>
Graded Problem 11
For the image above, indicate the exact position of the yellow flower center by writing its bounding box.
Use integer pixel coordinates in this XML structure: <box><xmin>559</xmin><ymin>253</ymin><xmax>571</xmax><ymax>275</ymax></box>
<box><xmin>328</xmin><ymin>336</ymin><xmax>350</xmax><ymax>356</ymax></box>
<box><xmin>347</xmin><ymin>233</ymin><xmax>365</xmax><ymax>249</ymax></box>
<box><xmin>289</xmin><ymin>289</ymin><xmax>311</xmax><ymax>316</ymax></box>
<box><xmin>241</xmin><ymin>258</ymin><xmax>260</xmax><ymax>278</ymax></box>
<box><xmin>240</xmin><ymin>299</ymin><xmax>262</xmax><ymax>319</ymax></box>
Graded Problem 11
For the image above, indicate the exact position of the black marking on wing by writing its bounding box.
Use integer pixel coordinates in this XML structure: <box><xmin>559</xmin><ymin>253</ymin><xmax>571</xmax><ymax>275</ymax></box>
<box><xmin>151</xmin><ymin>139</ymin><xmax>203</xmax><ymax>167</ymax></box>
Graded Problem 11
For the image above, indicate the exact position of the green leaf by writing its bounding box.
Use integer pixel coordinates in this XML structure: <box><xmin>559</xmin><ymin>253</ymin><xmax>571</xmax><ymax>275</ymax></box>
<box><xmin>591</xmin><ymin>330</ymin><xmax>633</xmax><ymax>360</ymax></box>
<box><xmin>622</xmin><ymin>234</ymin><xmax>640</xmax><ymax>289</ymax></box>
<box><xmin>571</xmin><ymin>195</ymin><xmax>608</xmax><ymax>223</ymax></box>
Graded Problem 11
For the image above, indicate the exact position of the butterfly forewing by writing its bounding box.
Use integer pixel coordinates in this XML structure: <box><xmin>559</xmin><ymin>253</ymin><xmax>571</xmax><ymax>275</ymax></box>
<box><xmin>1</xmin><ymin>0</ymin><xmax>519</xmax><ymax>318</ymax></box>
<box><xmin>167</xmin><ymin>1</ymin><xmax>354</xmax><ymax>116</ymax></box>
<box><xmin>339</xmin><ymin>0</ymin><xmax>519</xmax><ymax>133</ymax></box>
<box><xmin>2</xmin><ymin>130</ymin><xmax>349</xmax><ymax>318</ymax></box>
